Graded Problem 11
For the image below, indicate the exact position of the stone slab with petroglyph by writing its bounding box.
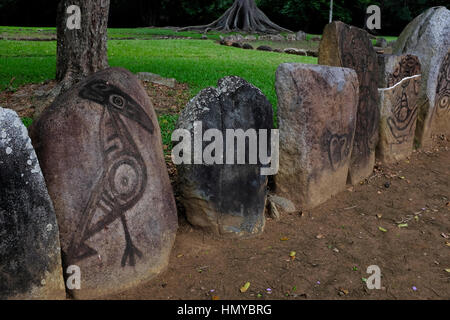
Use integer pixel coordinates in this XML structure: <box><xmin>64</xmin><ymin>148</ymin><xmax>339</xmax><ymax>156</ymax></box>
<box><xmin>30</xmin><ymin>67</ymin><xmax>178</xmax><ymax>299</ymax></box>
<box><xmin>318</xmin><ymin>21</ymin><xmax>380</xmax><ymax>184</ymax></box>
<box><xmin>275</xmin><ymin>63</ymin><xmax>358</xmax><ymax>210</ymax></box>
<box><xmin>429</xmin><ymin>49</ymin><xmax>450</xmax><ymax>138</ymax></box>
<box><xmin>377</xmin><ymin>54</ymin><xmax>421</xmax><ymax>163</ymax></box>
<box><xmin>393</xmin><ymin>6</ymin><xmax>450</xmax><ymax>147</ymax></box>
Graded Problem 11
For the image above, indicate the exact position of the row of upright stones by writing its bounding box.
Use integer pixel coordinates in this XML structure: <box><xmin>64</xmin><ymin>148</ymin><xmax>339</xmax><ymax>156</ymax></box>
<box><xmin>177</xmin><ymin>6</ymin><xmax>450</xmax><ymax>234</ymax></box>
<box><xmin>0</xmin><ymin>6</ymin><xmax>448</xmax><ymax>300</ymax></box>
<box><xmin>1</xmin><ymin>68</ymin><xmax>178</xmax><ymax>299</ymax></box>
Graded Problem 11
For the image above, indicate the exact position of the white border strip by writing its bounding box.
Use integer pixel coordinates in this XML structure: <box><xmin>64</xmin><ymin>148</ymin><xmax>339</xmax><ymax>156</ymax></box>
<box><xmin>378</xmin><ymin>74</ymin><xmax>422</xmax><ymax>92</ymax></box>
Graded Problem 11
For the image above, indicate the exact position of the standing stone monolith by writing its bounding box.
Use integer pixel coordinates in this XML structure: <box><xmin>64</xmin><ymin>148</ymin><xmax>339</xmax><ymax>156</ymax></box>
<box><xmin>30</xmin><ymin>67</ymin><xmax>178</xmax><ymax>299</ymax></box>
<box><xmin>377</xmin><ymin>54</ymin><xmax>422</xmax><ymax>163</ymax></box>
<box><xmin>318</xmin><ymin>21</ymin><xmax>380</xmax><ymax>184</ymax></box>
<box><xmin>429</xmin><ymin>49</ymin><xmax>450</xmax><ymax>138</ymax></box>
<box><xmin>275</xmin><ymin>63</ymin><xmax>359</xmax><ymax>209</ymax></box>
<box><xmin>0</xmin><ymin>107</ymin><xmax>65</xmax><ymax>300</ymax></box>
<box><xmin>393</xmin><ymin>6</ymin><xmax>450</xmax><ymax>147</ymax></box>
<box><xmin>175</xmin><ymin>76</ymin><xmax>274</xmax><ymax>238</ymax></box>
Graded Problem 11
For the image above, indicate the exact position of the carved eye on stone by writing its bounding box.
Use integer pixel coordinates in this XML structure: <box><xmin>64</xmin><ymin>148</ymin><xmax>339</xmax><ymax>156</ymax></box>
<box><xmin>108</xmin><ymin>157</ymin><xmax>145</xmax><ymax>202</ymax></box>
<box><xmin>440</xmin><ymin>95</ymin><xmax>449</xmax><ymax>109</ymax></box>
<box><xmin>109</xmin><ymin>94</ymin><xmax>126</xmax><ymax>109</ymax></box>
<box><xmin>92</xmin><ymin>83</ymin><xmax>109</xmax><ymax>92</ymax></box>
<box><xmin>331</xmin><ymin>138</ymin><xmax>338</xmax><ymax>146</ymax></box>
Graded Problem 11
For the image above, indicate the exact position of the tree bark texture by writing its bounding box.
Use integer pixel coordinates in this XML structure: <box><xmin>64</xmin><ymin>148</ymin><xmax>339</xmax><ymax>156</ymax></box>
<box><xmin>179</xmin><ymin>0</ymin><xmax>291</xmax><ymax>34</ymax></box>
<box><xmin>56</xmin><ymin>0</ymin><xmax>110</xmax><ymax>88</ymax></box>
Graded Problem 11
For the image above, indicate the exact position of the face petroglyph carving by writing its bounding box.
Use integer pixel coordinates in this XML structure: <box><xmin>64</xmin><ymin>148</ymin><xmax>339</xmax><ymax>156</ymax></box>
<box><xmin>387</xmin><ymin>89</ymin><xmax>418</xmax><ymax>144</ymax></box>
<box><xmin>79</xmin><ymin>80</ymin><xmax>154</xmax><ymax>134</ymax></box>
<box><xmin>388</xmin><ymin>55</ymin><xmax>421</xmax><ymax>88</ymax></box>
<box><xmin>435</xmin><ymin>51</ymin><xmax>450</xmax><ymax>118</ymax></box>
<box><xmin>386</xmin><ymin>55</ymin><xmax>421</xmax><ymax>144</ymax></box>
<box><xmin>68</xmin><ymin>80</ymin><xmax>154</xmax><ymax>267</ymax></box>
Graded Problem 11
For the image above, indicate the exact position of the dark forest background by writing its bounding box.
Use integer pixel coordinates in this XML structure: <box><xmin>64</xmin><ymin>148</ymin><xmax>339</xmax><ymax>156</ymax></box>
<box><xmin>0</xmin><ymin>0</ymin><xmax>448</xmax><ymax>35</ymax></box>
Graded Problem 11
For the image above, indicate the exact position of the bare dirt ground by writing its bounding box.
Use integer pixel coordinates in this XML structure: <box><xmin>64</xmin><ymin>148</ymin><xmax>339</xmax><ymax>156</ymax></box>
<box><xmin>0</xmin><ymin>80</ymin><xmax>190</xmax><ymax>119</ymax></box>
<box><xmin>2</xmin><ymin>82</ymin><xmax>449</xmax><ymax>300</ymax></box>
<box><xmin>107</xmin><ymin>137</ymin><xmax>450</xmax><ymax>300</ymax></box>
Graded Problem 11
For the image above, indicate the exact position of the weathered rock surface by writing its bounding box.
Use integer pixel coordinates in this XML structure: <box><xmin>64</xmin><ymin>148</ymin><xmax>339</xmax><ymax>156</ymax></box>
<box><xmin>267</xmin><ymin>194</ymin><xmax>296</xmax><ymax>214</ymax></box>
<box><xmin>224</xmin><ymin>35</ymin><xmax>238</xmax><ymax>42</ymax></box>
<box><xmin>430</xmin><ymin>49</ymin><xmax>450</xmax><ymax>138</ymax></box>
<box><xmin>284</xmin><ymin>48</ymin><xmax>307</xmax><ymax>56</ymax></box>
<box><xmin>306</xmin><ymin>50</ymin><xmax>319</xmax><ymax>58</ymax></box>
<box><xmin>377</xmin><ymin>54</ymin><xmax>422</xmax><ymax>163</ymax></box>
<box><xmin>270</xmin><ymin>34</ymin><xmax>285</xmax><ymax>41</ymax></box>
<box><xmin>393</xmin><ymin>6</ymin><xmax>450</xmax><ymax>147</ymax></box>
<box><xmin>376</xmin><ymin>38</ymin><xmax>388</xmax><ymax>48</ymax></box>
<box><xmin>258</xmin><ymin>35</ymin><xmax>272</xmax><ymax>41</ymax></box>
<box><xmin>268</xmin><ymin>201</ymin><xmax>280</xmax><ymax>220</ymax></box>
<box><xmin>319</xmin><ymin>21</ymin><xmax>380</xmax><ymax>184</ymax></box>
<box><xmin>286</xmin><ymin>33</ymin><xmax>296</xmax><ymax>41</ymax></box>
<box><xmin>235</xmin><ymin>34</ymin><xmax>245</xmax><ymax>42</ymax></box>
<box><xmin>257</xmin><ymin>45</ymin><xmax>273</xmax><ymax>52</ymax></box>
<box><xmin>175</xmin><ymin>76</ymin><xmax>273</xmax><ymax>238</ymax></box>
<box><xmin>30</xmin><ymin>67</ymin><xmax>178</xmax><ymax>299</ymax></box>
<box><xmin>296</xmin><ymin>31</ymin><xmax>307</xmax><ymax>41</ymax></box>
<box><xmin>136</xmin><ymin>72</ymin><xmax>177</xmax><ymax>88</ymax></box>
<box><xmin>0</xmin><ymin>107</ymin><xmax>65</xmax><ymax>300</ymax></box>
<box><xmin>275</xmin><ymin>63</ymin><xmax>359</xmax><ymax>209</ymax></box>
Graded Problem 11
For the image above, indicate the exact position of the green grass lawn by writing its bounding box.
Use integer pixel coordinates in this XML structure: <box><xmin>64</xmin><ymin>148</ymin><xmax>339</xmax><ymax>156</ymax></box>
<box><xmin>0</xmin><ymin>26</ymin><xmax>324</xmax><ymax>41</ymax></box>
<box><xmin>0</xmin><ymin>26</ymin><xmax>397</xmax><ymax>147</ymax></box>
<box><xmin>0</xmin><ymin>26</ymin><xmax>216</xmax><ymax>40</ymax></box>
<box><xmin>0</xmin><ymin>38</ymin><xmax>316</xmax><ymax>104</ymax></box>
<box><xmin>0</xmin><ymin>36</ymin><xmax>316</xmax><ymax>146</ymax></box>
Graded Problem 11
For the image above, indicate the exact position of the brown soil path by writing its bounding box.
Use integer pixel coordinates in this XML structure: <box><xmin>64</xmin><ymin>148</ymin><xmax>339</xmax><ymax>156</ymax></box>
<box><xmin>110</xmin><ymin>139</ymin><xmax>450</xmax><ymax>300</ymax></box>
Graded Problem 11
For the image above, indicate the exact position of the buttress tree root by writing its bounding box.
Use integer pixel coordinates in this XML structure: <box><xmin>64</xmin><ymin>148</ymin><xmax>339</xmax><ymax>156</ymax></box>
<box><xmin>179</xmin><ymin>0</ymin><xmax>292</xmax><ymax>34</ymax></box>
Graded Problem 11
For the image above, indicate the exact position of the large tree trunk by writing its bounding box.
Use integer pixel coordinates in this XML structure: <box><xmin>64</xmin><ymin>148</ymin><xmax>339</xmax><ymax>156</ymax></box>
<box><xmin>56</xmin><ymin>0</ymin><xmax>110</xmax><ymax>90</ymax></box>
<box><xmin>179</xmin><ymin>0</ymin><xmax>291</xmax><ymax>34</ymax></box>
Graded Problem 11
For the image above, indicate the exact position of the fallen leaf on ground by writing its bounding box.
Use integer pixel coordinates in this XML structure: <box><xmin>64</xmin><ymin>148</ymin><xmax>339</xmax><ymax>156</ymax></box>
<box><xmin>197</xmin><ymin>266</ymin><xmax>208</xmax><ymax>273</ymax></box>
<box><xmin>445</xmin><ymin>269</ymin><xmax>450</xmax><ymax>273</ymax></box>
<box><xmin>212</xmin><ymin>296</ymin><xmax>219</xmax><ymax>300</ymax></box>
<box><xmin>280</xmin><ymin>237</ymin><xmax>289</xmax><ymax>241</ymax></box>
<box><xmin>446</xmin><ymin>242</ymin><xmax>450</xmax><ymax>247</ymax></box>
<box><xmin>376</xmin><ymin>214</ymin><xmax>383</xmax><ymax>219</ymax></box>
<box><xmin>290</xmin><ymin>251</ymin><xmax>296</xmax><ymax>260</ymax></box>
<box><xmin>379</xmin><ymin>227</ymin><xmax>388</xmax><ymax>233</ymax></box>
<box><xmin>398</xmin><ymin>223</ymin><xmax>408</xmax><ymax>228</ymax></box>
<box><xmin>240</xmin><ymin>282</ymin><xmax>251</xmax><ymax>293</ymax></box>
<box><xmin>316</xmin><ymin>234</ymin><xmax>325</xmax><ymax>239</ymax></box>
<box><xmin>340</xmin><ymin>289</ymin><xmax>349</xmax><ymax>295</ymax></box>
<box><xmin>441</xmin><ymin>233</ymin><xmax>449</xmax><ymax>239</ymax></box>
